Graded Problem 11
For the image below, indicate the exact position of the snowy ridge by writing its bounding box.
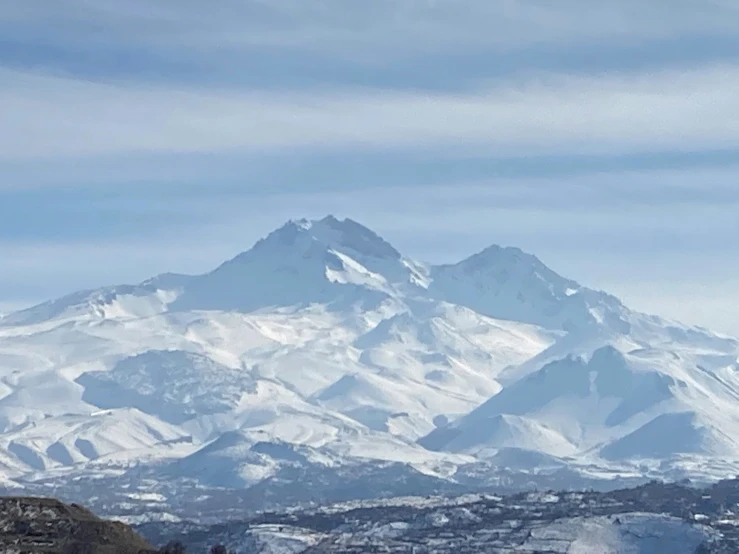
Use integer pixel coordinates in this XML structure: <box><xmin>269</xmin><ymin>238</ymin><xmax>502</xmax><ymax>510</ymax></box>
<box><xmin>0</xmin><ymin>216</ymin><xmax>737</xmax><ymax>494</ymax></box>
<box><xmin>421</xmin><ymin>345</ymin><xmax>739</xmax><ymax>463</ymax></box>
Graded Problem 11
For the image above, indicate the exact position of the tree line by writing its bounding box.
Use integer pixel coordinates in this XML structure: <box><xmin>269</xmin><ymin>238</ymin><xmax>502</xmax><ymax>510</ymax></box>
<box><xmin>158</xmin><ymin>541</ymin><xmax>229</xmax><ymax>554</ymax></box>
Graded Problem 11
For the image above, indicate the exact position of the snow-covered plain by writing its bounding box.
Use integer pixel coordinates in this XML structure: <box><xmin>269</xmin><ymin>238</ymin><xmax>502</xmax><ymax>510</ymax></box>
<box><xmin>1</xmin><ymin>215</ymin><xmax>738</xmax><ymax>493</ymax></box>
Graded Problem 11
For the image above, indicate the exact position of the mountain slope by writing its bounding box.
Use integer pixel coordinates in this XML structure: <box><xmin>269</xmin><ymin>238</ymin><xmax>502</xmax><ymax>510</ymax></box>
<box><xmin>0</xmin><ymin>273</ymin><xmax>192</xmax><ymax>328</ymax></box>
<box><xmin>171</xmin><ymin>216</ymin><xmax>422</xmax><ymax>314</ymax></box>
<box><xmin>0</xmin><ymin>215</ymin><xmax>736</xmax><ymax>493</ymax></box>
<box><xmin>421</xmin><ymin>345</ymin><xmax>739</xmax><ymax>463</ymax></box>
<box><xmin>429</xmin><ymin>245</ymin><xmax>630</xmax><ymax>334</ymax></box>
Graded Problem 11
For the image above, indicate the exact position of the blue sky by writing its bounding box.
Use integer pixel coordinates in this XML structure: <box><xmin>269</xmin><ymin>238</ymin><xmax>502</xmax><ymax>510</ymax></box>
<box><xmin>1</xmin><ymin>0</ymin><xmax>739</xmax><ymax>335</ymax></box>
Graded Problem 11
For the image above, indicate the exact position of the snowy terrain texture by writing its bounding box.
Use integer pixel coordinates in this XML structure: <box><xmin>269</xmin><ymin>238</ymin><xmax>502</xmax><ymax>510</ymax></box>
<box><xmin>1</xmin><ymin>216</ymin><xmax>738</xmax><ymax>497</ymax></box>
<box><xmin>138</xmin><ymin>479</ymin><xmax>739</xmax><ymax>553</ymax></box>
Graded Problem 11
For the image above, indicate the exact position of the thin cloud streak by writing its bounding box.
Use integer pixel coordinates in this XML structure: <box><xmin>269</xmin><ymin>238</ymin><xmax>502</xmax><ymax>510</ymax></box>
<box><xmin>3</xmin><ymin>155</ymin><xmax>739</xmax><ymax>265</ymax></box>
<box><xmin>3</xmin><ymin>0</ymin><xmax>739</xmax><ymax>56</ymax></box>
<box><xmin>3</xmin><ymin>147</ymin><xmax>739</xmax><ymax>191</ymax></box>
<box><xmin>4</xmin><ymin>166</ymin><xmax>739</xmax><ymax>241</ymax></box>
<box><xmin>2</xmin><ymin>0</ymin><xmax>739</xmax><ymax>337</ymax></box>
<box><xmin>2</xmin><ymin>64</ymin><xmax>739</xmax><ymax>162</ymax></box>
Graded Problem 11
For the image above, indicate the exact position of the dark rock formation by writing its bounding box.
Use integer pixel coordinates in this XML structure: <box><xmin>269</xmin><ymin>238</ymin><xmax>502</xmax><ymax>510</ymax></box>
<box><xmin>0</xmin><ymin>497</ymin><xmax>155</xmax><ymax>553</ymax></box>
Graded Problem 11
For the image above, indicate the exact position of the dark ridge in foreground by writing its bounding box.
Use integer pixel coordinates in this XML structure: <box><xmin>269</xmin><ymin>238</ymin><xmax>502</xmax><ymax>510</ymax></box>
<box><xmin>0</xmin><ymin>497</ymin><xmax>155</xmax><ymax>553</ymax></box>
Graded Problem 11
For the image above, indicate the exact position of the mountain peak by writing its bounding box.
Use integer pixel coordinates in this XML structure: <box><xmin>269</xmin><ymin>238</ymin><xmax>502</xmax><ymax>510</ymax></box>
<box><xmin>475</xmin><ymin>244</ymin><xmax>526</xmax><ymax>258</ymax></box>
<box><xmin>428</xmin><ymin>243</ymin><xmax>600</xmax><ymax>331</ymax></box>
<box><xmin>2</xmin><ymin>214</ymin><xmax>739</xmax><ymax>496</ymax></box>
<box><xmin>170</xmin><ymin>216</ymin><xmax>406</xmax><ymax>313</ymax></box>
<box><xmin>257</xmin><ymin>218</ymin><xmax>311</xmax><ymax>247</ymax></box>
<box><xmin>312</xmin><ymin>215</ymin><xmax>401</xmax><ymax>261</ymax></box>
<box><xmin>318</xmin><ymin>214</ymin><xmax>342</xmax><ymax>226</ymax></box>
<box><xmin>451</xmin><ymin>244</ymin><xmax>561</xmax><ymax>280</ymax></box>
<box><xmin>252</xmin><ymin>216</ymin><xmax>401</xmax><ymax>262</ymax></box>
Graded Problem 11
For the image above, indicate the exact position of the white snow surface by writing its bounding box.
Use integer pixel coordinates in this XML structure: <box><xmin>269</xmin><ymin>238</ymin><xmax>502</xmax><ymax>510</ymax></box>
<box><xmin>522</xmin><ymin>513</ymin><xmax>713</xmax><ymax>553</ymax></box>
<box><xmin>211</xmin><ymin>512</ymin><xmax>715</xmax><ymax>554</ymax></box>
<box><xmin>0</xmin><ymin>216</ymin><xmax>738</xmax><ymax>485</ymax></box>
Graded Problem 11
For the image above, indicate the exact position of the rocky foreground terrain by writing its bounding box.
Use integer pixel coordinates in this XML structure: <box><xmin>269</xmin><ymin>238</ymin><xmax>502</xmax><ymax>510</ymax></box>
<box><xmin>0</xmin><ymin>497</ymin><xmax>154</xmax><ymax>554</ymax></box>
<box><xmin>136</xmin><ymin>479</ymin><xmax>739</xmax><ymax>553</ymax></box>
<box><xmin>6</xmin><ymin>479</ymin><xmax>739</xmax><ymax>553</ymax></box>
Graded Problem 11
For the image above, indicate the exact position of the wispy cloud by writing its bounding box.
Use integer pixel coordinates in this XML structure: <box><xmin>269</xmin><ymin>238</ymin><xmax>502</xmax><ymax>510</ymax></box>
<box><xmin>4</xmin><ymin>161</ymin><xmax>739</xmax><ymax>245</ymax></box>
<box><xmin>3</xmin><ymin>166</ymin><xmax>739</xmax><ymax>275</ymax></box>
<box><xmin>2</xmin><ymin>64</ymin><xmax>739</xmax><ymax>163</ymax></box>
<box><xmin>2</xmin><ymin>0</ymin><xmax>739</xmax><ymax>335</ymax></box>
<box><xmin>3</xmin><ymin>173</ymin><xmax>739</xmax><ymax>333</ymax></box>
<box><xmin>4</xmin><ymin>0</ymin><xmax>738</xmax><ymax>56</ymax></box>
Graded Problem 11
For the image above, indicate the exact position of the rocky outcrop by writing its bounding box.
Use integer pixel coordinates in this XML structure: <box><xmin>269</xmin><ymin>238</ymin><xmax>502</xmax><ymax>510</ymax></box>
<box><xmin>0</xmin><ymin>497</ymin><xmax>155</xmax><ymax>553</ymax></box>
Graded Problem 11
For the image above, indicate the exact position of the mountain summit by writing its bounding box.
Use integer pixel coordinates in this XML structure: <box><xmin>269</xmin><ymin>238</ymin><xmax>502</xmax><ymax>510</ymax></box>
<box><xmin>429</xmin><ymin>244</ymin><xmax>631</xmax><ymax>334</ymax></box>
<box><xmin>171</xmin><ymin>216</ymin><xmax>417</xmax><ymax>313</ymax></box>
<box><xmin>170</xmin><ymin>216</ymin><xmax>638</xmax><ymax>338</ymax></box>
<box><xmin>2</xmin><ymin>216</ymin><xmax>654</xmax><ymax>337</ymax></box>
<box><xmin>268</xmin><ymin>216</ymin><xmax>402</xmax><ymax>261</ymax></box>
<box><xmin>0</xmin><ymin>216</ymin><xmax>737</xmax><ymax>501</ymax></box>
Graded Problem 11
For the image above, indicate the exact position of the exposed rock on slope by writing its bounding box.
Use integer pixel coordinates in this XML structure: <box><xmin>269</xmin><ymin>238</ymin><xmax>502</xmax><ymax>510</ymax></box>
<box><xmin>0</xmin><ymin>497</ymin><xmax>155</xmax><ymax>553</ymax></box>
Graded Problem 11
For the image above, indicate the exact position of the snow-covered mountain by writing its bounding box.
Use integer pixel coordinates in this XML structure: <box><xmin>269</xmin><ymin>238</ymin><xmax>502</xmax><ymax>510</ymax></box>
<box><xmin>0</xmin><ymin>215</ymin><xmax>737</xmax><ymax>498</ymax></box>
<box><xmin>421</xmin><ymin>346</ymin><xmax>739</xmax><ymax>460</ymax></box>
